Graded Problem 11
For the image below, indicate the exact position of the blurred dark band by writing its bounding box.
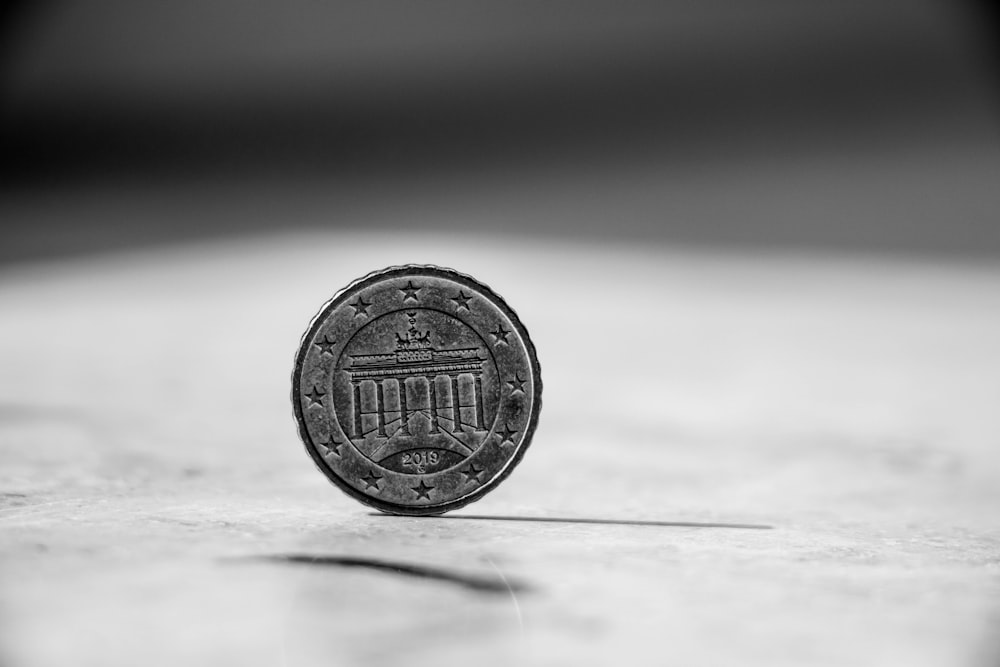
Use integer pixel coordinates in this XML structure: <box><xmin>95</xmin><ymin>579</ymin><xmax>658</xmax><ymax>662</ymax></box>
<box><xmin>1</xmin><ymin>1</ymin><xmax>998</xmax><ymax>262</ymax></box>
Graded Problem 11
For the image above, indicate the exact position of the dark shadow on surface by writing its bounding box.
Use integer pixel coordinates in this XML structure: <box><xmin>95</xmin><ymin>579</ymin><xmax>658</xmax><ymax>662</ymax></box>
<box><xmin>234</xmin><ymin>554</ymin><xmax>531</xmax><ymax>594</ymax></box>
<box><xmin>373</xmin><ymin>513</ymin><xmax>773</xmax><ymax>530</ymax></box>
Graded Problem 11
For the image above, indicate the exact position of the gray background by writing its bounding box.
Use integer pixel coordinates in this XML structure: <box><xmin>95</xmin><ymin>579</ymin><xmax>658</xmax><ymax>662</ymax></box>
<box><xmin>2</xmin><ymin>0</ymin><xmax>999</xmax><ymax>263</ymax></box>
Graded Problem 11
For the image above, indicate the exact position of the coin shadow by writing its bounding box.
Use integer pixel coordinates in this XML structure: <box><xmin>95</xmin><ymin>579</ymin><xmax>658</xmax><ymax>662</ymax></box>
<box><xmin>228</xmin><ymin>553</ymin><xmax>531</xmax><ymax>594</ymax></box>
<box><xmin>371</xmin><ymin>513</ymin><xmax>773</xmax><ymax>530</ymax></box>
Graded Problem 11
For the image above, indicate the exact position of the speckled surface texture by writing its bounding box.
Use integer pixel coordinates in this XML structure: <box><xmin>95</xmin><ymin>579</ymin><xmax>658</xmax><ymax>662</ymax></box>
<box><xmin>2</xmin><ymin>235</ymin><xmax>998</xmax><ymax>666</ymax></box>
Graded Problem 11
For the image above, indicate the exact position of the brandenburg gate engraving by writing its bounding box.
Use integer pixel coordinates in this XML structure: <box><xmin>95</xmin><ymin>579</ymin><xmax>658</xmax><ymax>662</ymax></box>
<box><xmin>347</xmin><ymin>312</ymin><xmax>488</xmax><ymax>441</ymax></box>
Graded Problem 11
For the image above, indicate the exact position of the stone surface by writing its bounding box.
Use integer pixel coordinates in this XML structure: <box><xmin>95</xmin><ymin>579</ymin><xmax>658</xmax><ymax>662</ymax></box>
<box><xmin>1</xmin><ymin>233</ymin><xmax>998</xmax><ymax>666</ymax></box>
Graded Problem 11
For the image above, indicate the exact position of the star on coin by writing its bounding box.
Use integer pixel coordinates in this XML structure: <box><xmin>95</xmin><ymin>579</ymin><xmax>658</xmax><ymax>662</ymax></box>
<box><xmin>460</xmin><ymin>464</ymin><xmax>484</xmax><ymax>484</ymax></box>
<box><xmin>490</xmin><ymin>323</ymin><xmax>511</xmax><ymax>345</ymax></box>
<box><xmin>506</xmin><ymin>373</ymin><xmax>526</xmax><ymax>394</ymax></box>
<box><xmin>497</xmin><ymin>423</ymin><xmax>518</xmax><ymax>446</ymax></box>
<box><xmin>318</xmin><ymin>437</ymin><xmax>342</xmax><ymax>457</ymax></box>
<box><xmin>361</xmin><ymin>471</ymin><xmax>382</xmax><ymax>490</ymax></box>
<box><xmin>450</xmin><ymin>290</ymin><xmax>472</xmax><ymax>311</ymax></box>
<box><xmin>304</xmin><ymin>386</ymin><xmax>326</xmax><ymax>407</ymax></box>
<box><xmin>399</xmin><ymin>281</ymin><xmax>421</xmax><ymax>302</ymax></box>
<box><xmin>411</xmin><ymin>480</ymin><xmax>434</xmax><ymax>500</ymax></box>
<box><xmin>350</xmin><ymin>296</ymin><xmax>372</xmax><ymax>317</ymax></box>
<box><xmin>314</xmin><ymin>335</ymin><xmax>337</xmax><ymax>355</ymax></box>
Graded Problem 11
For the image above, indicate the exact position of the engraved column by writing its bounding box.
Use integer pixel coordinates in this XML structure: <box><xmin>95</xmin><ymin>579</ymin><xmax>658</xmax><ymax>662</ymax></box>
<box><xmin>352</xmin><ymin>380</ymin><xmax>363</xmax><ymax>438</ymax></box>
<box><xmin>450</xmin><ymin>374</ymin><xmax>462</xmax><ymax>432</ymax></box>
<box><xmin>375</xmin><ymin>379</ymin><xmax>387</xmax><ymax>437</ymax></box>
<box><xmin>397</xmin><ymin>377</ymin><xmax>410</xmax><ymax>436</ymax></box>
<box><xmin>427</xmin><ymin>376</ymin><xmax>440</xmax><ymax>433</ymax></box>
<box><xmin>473</xmin><ymin>372</ymin><xmax>485</xmax><ymax>431</ymax></box>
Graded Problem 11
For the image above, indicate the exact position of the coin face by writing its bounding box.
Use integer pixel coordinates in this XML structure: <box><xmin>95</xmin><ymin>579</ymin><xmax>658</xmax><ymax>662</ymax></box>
<box><xmin>292</xmin><ymin>266</ymin><xmax>542</xmax><ymax>515</ymax></box>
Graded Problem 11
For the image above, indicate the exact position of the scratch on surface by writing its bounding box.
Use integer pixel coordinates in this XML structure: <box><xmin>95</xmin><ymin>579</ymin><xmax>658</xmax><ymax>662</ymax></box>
<box><xmin>485</xmin><ymin>556</ymin><xmax>525</xmax><ymax>635</ymax></box>
<box><xmin>233</xmin><ymin>554</ymin><xmax>533</xmax><ymax>595</ymax></box>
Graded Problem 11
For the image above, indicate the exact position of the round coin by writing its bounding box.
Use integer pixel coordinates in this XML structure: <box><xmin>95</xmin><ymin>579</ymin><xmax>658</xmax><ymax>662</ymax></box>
<box><xmin>291</xmin><ymin>265</ymin><xmax>542</xmax><ymax>515</ymax></box>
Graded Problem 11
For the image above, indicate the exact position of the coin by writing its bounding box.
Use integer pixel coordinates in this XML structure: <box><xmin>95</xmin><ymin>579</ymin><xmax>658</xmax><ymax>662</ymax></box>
<box><xmin>291</xmin><ymin>265</ymin><xmax>542</xmax><ymax>515</ymax></box>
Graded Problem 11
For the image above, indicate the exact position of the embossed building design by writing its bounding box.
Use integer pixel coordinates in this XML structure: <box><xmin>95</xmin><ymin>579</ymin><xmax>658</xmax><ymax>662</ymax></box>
<box><xmin>347</xmin><ymin>312</ymin><xmax>487</xmax><ymax>439</ymax></box>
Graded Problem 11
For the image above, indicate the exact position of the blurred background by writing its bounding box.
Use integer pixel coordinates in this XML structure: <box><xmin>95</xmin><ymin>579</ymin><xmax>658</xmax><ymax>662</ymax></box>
<box><xmin>1</xmin><ymin>0</ymin><xmax>999</xmax><ymax>263</ymax></box>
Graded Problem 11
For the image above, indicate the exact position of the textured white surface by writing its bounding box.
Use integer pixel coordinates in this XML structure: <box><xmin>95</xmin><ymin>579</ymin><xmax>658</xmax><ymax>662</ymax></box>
<box><xmin>1</xmin><ymin>234</ymin><xmax>999</xmax><ymax>666</ymax></box>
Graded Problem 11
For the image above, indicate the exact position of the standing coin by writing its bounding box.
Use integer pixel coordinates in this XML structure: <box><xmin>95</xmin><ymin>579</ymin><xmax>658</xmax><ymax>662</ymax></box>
<box><xmin>292</xmin><ymin>265</ymin><xmax>542</xmax><ymax>515</ymax></box>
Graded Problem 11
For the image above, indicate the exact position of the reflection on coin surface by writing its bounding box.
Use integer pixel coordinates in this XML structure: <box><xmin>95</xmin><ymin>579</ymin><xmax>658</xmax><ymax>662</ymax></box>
<box><xmin>292</xmin><ymin>265</ymin><xmax>542</xmax><ymax>515</ymax></box>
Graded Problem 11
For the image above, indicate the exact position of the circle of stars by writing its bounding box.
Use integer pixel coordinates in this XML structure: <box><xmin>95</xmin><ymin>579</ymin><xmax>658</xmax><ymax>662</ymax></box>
<box><xmin>411</xmin><ymin>480</ymin><xmax>434</xmax><ymax>500</ymax></box>
<box><xmin>450</xmin><ymin>290</ymin><xmax>472</xmax><ymax>311</ymax></box>
<box><xmin>506</xmin><ymin>373</ymin><xmax>526</xmax><ymax>394</ymax></box>
<box><xmin>497</xmin><ymin>423</ymin><xmax>518</xmax><ymax>446</ymax></box>
<box><xmin>460</xmin><ymin>464</ymin><xmax>484</xmax><ymax>485</ymax></box>
<box><xmin>399</xmin><ymin>281</ymin><xmax>421</xmax><ymax>302</ymax></box>
<box><xmin>314</xmin><ymin>335</ymin><xmax>337</xmax><ymax>356</ymax></box>
<box><xmin>489</xmin><ymin>323</ymin><xmax>510</xmax><ymax>346</ymax></box>
<box><xmin>361</xmin><ymin>471</ymin><xmax>382</xmax><ymax>490</ymax></box>
<box><xmin>317</xmin><ymin>437</ymin><xmax>341</xmax><ymax>457</ymax></box>
<box><xmin>304</xmin><ymin>386</ymin><xmax>325</xmax><ymax>407</ymax></box>
<box><xmin>350</xmin><ymin>296</ymin><xmax>371</xmax><ymax>317</ymax></box>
